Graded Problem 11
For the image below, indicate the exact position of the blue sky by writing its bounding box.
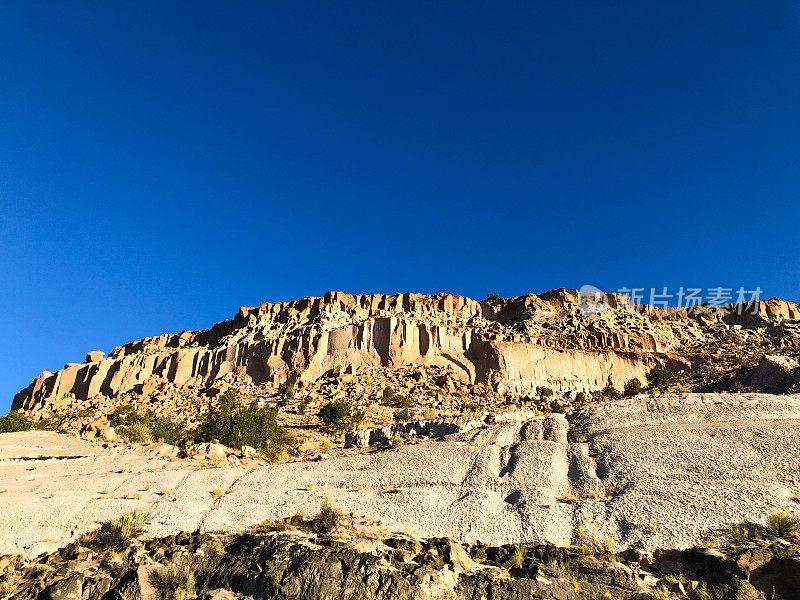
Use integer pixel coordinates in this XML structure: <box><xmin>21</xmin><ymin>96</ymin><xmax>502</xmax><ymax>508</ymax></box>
<box><xmin>1</xmin><ymin>2</ymin><xmax>799</xmax><ymax>412</ymax></box>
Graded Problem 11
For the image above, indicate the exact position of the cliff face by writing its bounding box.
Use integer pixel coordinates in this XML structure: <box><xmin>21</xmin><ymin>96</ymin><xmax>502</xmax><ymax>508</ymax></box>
<box><xmin>12</xmin><ymin>290</ymin><xmax>800</xmax><ymax>413</ymax></box>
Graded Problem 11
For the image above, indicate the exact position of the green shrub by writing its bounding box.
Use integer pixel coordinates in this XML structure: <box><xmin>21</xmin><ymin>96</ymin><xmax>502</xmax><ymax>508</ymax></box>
<box><xmin>278</xmin><ymin>382</ymin><xmax>295</xmax><ymax>401</ymax></box>
<box><xmin>574</xmin><ymin>392</ymin><xmax>588</xmax><ymax>405</ymax></box>
<box><xmin>76</xmin><ymin>407</ymin><xmax>96</xmax><ymax>418</ymax></box>
<box><xmin>194</xmin><ymin>388</ymin><xmax>294</xmax><ymax>458</ymax></box>
<box><xmin>461</xmin><ymin>403</ymin><xmax>480</xmax><ymax>413</ymax></box>
<box><xmin>318</xmin><ymin>401</ymin><xmax>352</xmax><ymax>429</ymax></box>
<box><xmin>623</xmin><ymin>378</ymin><xmax>643</xmax><ymax>396</ymax></box>
<box><xmin>768</xmin><ymin>510</ymin><xmax>800</xmax><ymax>538</ymax></box>
<box><xmin>297</xmin><ymin>397</ymin><xmax>310</xmax><ymax>414</ymax></box>
<box><xmin>486</xmin><ymin>293</ymin><xmax>500</xmax><ymax>303</ymax></box>
<box><xmin>0</xmin><ymin>412</ymin><xmax>31</xmax><ymax>434</ymax></box>
<box><xmin>536</xmin><ymin>386</ymin><xmax>554</xmax><ymax>402</ymax></box>
<box><xmin>393</xmin><ymin>408</ymin><xmax>413</xmax><ymax>423</ymax></box>
<box><xmin>383</xmin><ymin>386</ymin><xmax>395</xmax><ymax>400</ymax></box>
<box><xmin>550</xmin><ymin>400</ymin><xmax>565</xmax><ymax>414</ymax></box>
<box><xmin>601</xmin><ymin>385</ymin><xmax>619</xmax><ymax>399</ymax></box>
<box><xmin>315</xmin><ymin>498</ymin><xmax>342</xmax><ymax>534</ymax></box>
<box><xmin>646</xmin><ymin>365</ymin><xmax>674</xmax><ymax>387</ymax></box>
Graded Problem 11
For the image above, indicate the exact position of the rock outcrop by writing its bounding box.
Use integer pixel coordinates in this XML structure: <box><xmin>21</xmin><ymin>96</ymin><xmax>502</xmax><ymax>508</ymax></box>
<box><xmin>2</xmin><ymin>529</ymin><xmax>796</xmax><ymax>600</ymax></box>
<box><xmin>12</xmin><ymin>290</ymin><xmax>800</xmax><ymax>415</ymax></box>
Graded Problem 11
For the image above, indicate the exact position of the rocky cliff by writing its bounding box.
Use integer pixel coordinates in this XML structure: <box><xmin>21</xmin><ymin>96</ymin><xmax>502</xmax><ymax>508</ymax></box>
<box><xmin>12</xmin><ymin>290</ymin><xmax>800</xmax><ymax>415</ymax></box>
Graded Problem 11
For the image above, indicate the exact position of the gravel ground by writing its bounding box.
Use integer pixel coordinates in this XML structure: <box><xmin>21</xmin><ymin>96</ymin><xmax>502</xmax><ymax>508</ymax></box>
<box><xmin>1</xmin><ymin>392</ymin><xmax>799</xmax><ymax>556</ymax></box>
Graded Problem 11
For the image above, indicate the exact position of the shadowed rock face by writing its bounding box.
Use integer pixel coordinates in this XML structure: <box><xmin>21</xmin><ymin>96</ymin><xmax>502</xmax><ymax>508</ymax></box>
<box><xmin>12</xmin><ymin>290</ymin><xmax>800</xmax><ymax>412</ymax></box>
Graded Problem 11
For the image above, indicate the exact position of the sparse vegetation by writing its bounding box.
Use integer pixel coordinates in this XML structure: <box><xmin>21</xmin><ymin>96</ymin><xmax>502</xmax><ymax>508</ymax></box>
<box><xmin>392</xmin><ymin>394</ymin><xmax>413</xmax><ymax>408</ymax></box>
<box><xmin>194</xmin><ymin>388</ymin><xmax>294</xmax><ymax>459</ymax></box>
<box><xmin>109</xmin><ymin>508</ymin><xmax>149</xmax><ymax>547</ymax></box>
<box><xmin>767</xmin><ymin>509</ymin><xmax>800</xmax><ymax>538</ymax></box>
<box><xmin>393</xmin><ymin>408</ymin><xmax>413</xmax><ymax>423</ymax></box>
<box><xmin>549</xmin><ymin>399</ymin><xmax>565</xmax><ymax>414</ymax></box>
<box><xmin>389</xmin><ymin>434</ymin><xmax>404</xmax><ymax>449</ymax></box>
<box><xmin>486</xmin><ymin>293</ymin><xmax>500</xmax><ymax>303</ymax></box>
<box><xmin>210</xmin><ymin>488</ymin><xmax>224</xmax><ymax>498</ymax></box>
<box><xmin>574</xmin><ymin>391</ymin><xmax>587</xmax><ymax>405</ymax></box>
<box><xmin>314</xmin><ymin>498</ymin><xmax>342</xmax><ymax>534</ymax></box>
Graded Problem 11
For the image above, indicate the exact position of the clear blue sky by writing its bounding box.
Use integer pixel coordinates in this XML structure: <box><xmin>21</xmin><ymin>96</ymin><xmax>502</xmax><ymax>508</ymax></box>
<box><xmin>2</xmin><ymin>2</ymin><xmax>799</xmax><ymax>412</ymax></box>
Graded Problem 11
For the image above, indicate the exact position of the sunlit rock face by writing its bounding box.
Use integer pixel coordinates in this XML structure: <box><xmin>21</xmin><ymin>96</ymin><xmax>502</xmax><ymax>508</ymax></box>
<box><xmin>12</xmin><ymin>290</ymin><xmax>800</xmax><ymax>412</ymax></box>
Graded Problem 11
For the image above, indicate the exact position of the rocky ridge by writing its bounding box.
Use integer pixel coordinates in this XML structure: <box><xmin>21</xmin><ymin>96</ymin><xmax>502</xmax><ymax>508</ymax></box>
<box><xmin>12</xmin><ymin>290</ymin><xmax>800</xmax><ymax>423</ymax></box>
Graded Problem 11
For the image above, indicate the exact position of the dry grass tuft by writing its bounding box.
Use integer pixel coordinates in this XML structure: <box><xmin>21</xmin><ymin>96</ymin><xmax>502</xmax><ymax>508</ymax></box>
<box><xmin>768</xmin><ymin>510</ymin><xmax>800</xmax><ymax>538</ymax></box>
<box><xmin>149</xmin><ymin>555</ymin><xmax>198</xmax><ymax>600</ymax></box>
<box><xmin>314</xmin><ymin>498</ymin><xmax>342</xmax><ymax>534</ymax></box>
<box><xmin>109</xmin><ymin>508</ymin><xmax>149</xmax><ymax>547</ymax></box>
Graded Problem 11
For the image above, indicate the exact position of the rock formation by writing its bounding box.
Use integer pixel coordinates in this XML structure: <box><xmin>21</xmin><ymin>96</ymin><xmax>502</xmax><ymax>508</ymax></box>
<box><xmin>12</xmin><ymin>290</ymin><xmax>800</xmax><ymax>415</ymax></box>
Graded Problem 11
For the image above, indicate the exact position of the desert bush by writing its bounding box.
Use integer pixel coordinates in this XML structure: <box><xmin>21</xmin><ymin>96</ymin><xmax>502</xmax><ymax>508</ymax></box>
<box><xmin>193</xmin><ymin>388</ymin><xmax>294</xmax><ymax>459</ymax></box>
<box><xmin>486</xmin><ymin>293</ymin><xmax>500</xmax><ymax>303</ymax></box>
<box><xmin>768</xmin><ymin>510</ymin><xmax>800</xmax><ymax>538</ymax></box>
<box><xmin>297</xmin><ymin>397</ymin><xmax>310</xmax><ymax>414</ymax></box>
<box><xmin>549</xmin><ymin>400</ymin><xmax>565</xmax><ymax>414</ymax></box>
<box><xmin>278</xmin><ymin>382</ymin><xmax>295</xmax><ymax>402</ymax></box>
<box><xmin>535</xmin><ymin>386</ymin><xmax>553</xmax><ymax>402</ymax></box>
<box><xmin>149</xmin><ymin>555</ymin><xmax>198</xmax><ymax>600</ymax></box>
<box><xmin>461</xmin><ymin>403</ymin><xmax>480</xmax><ymax>413</ymax></box>
<box><xmin>623</xmin><ymin>378</ymin><xmax>643</xmax><ymax>396</ymax></box>
<box><xmin>315</xmin><ymin>498</ymin><xmax>342</xmax><ymax>534</ymax></box>
<box><xmin>118</xmin><ymin>421</ymin><xmax>153</xmax><ymax>443</ymax></box>
<box><xmin>573</xmin><ymin>391</ymin><xmax>588</xmax><ymax>405</ymax></box>
<box><xmin>393</xmin><ymin>408</ymin><xmax>413</xmax><ymax>423</ymax></box>
<box><xmin>110</xmin><ymin>406</ymin><xmax>185</xmax><ymax>445</ymax></box>
<box><xmin>383</xmin><ymin>386</ymin><xmax>395</xmax><ymax>400</ymax></box>
<box><xmin>389</xmin><ymin>434</ymin><xmax>404</xmax><ymax>449</ymax></box>
<box><xmin>0</xmin><ymin>412</ymin><xmax>31</xmax><ymax>434</ymax></box>
<box><xmin>646</xmin><ymin>365</ymin><xmax>674</xmax><ymax>387</ymax></box>
<box><xmin>109</xmin><ymin>508</ymin><xmax>149</xmax><ymax>547</ymax></box>
<box><xmin>76</xmin><ymin>407</ymin><xmax>96</xmax><ymax>418</ymax></box>
<box><xmin>601</xmin><ymin>385</ymin><xmax>619</xmax><ymax>399</ymax></box>
<box><xmin>318</xmin><ymin>401</ymin><xmax>352</xmax><ymax>429</ymax></box>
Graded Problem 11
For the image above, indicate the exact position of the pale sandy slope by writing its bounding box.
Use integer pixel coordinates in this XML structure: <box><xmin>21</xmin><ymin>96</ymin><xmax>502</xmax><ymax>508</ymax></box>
<box><xmin>1</xmin><ymin>392</ymin><xmax>799</xmax><ymax>556</ymax></box>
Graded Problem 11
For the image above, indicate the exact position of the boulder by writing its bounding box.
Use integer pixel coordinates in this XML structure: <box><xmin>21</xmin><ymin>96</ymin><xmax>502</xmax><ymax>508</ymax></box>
<box><xmin>751</xmin><ymin>355</ymin><xmax>800</xmax><ymax>392</ymax></box>
<box><xmin>189</xmin><ymin>443</ymin><xmax>228</xmax><ymax>462</ymax></box>
<box><xmin>85</xmin><ymin>351</ymin><xmax>105</xmax><ymax>363</ymax></box>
